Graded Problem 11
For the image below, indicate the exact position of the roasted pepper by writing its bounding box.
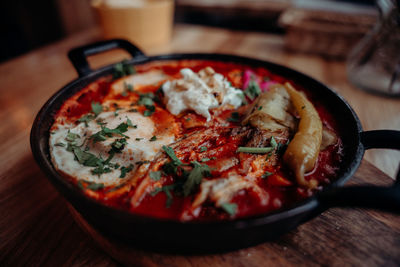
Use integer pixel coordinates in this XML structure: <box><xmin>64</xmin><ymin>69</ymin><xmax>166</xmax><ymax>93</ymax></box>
<box><xmin>283</xmin><ymin>82</ymin><xmax>322</xmax><ymax>189</ymax></box>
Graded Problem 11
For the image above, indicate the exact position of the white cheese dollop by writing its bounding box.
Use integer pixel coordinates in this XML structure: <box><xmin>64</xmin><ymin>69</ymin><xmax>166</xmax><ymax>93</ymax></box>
<box><xmin>162</xmin><ymin>67</ymin><xmax>243</xmax><ymax>121</ymax></box>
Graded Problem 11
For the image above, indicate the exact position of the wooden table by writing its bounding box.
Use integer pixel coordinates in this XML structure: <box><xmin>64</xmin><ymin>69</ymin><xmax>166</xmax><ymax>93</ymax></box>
<box><xmin>1</xmin><ymin>24</ymin><xmax>399</xmax><ymax>266</ymax></box>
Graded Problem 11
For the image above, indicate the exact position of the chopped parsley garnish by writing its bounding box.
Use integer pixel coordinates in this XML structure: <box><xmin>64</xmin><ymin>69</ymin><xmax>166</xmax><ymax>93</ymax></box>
<box><xmin>270</xmin><ymin>136</ymin><xmax>278</xmax><ymax>148</ymax></box>
<box><xmin>66</xmin><ymin>132</ymin><xmax>80</xmax><ymax>143</ymax></box>
<box><xmin>137</xmin><ymin>92</ymin><xmax>159</xmax><ymax>117</ymax></box>
<box><xmin>71</xmin><ymin>146</ymin><xmax>102</xmax><ymax>167</ymax></box>
<box><xmin>162</xmin><ymin>146</ymin><xmax>182</xmax><ymax>166</ymax></box>
<box><xmin>138</xmin><ymin>96</ymin><xmax>154</xmax><ymax>106</ymax></box>
<box><xmin>128</xmin><ymin>108</ymin><xmax>138</xmax><ymax>112</ymax></box>
<box><xmin>96</xmin><ymin>118</ymin><xmax>106</xmax><ymax>126</ymax></box>
<box><xmin>258</xmin><ymin>106</ymin><xmax>263</xmax><ymax>110</ymax></box>
<box><xmin>110</xmin><ymin>138</ymin><xmax>127</xmax><ymax>153</ymax></box>
<box><xmin>143</xmin><ymin>109</ymin><xmax>155</xmax><ymax>117</ymax></box>
<box><xmin>220</xmin><ymin>202</ymin><xmax>237</xmax><ymax>216</ymax></box>
<box><xmin>114</xmin><ymin>108</ymin><xmax>122</xmax><ymax>117</ymax></box>
<box><xmin>113</xmin><ymin>60</ymin><xmax>136</xmax><ymax>80</ymax></box>
<box><xmin>55</xmin><ymin>142</ymin><xmax>65</xmax><ymax>147</ymax></box>
<box><xmin>149</xmin><ymin>136</ymin><xmax>157</xmax><ymax>142</ymax></box>
<box><xmin>124</xmin><ymin>82</ymin><xmax>134</xmax><ymax>92</ymax></box>
<box><xmin>227</xmin><ymin>111</ymin><xmax>240</xmax><ymax>122</ymax></box>
<box><xmin>91</xmin><ymin>166</ymin><xmax>112</xmax><ymax>175</ymax></box>
<box><xmin>78</xmin><ymin>114</ymin><xmax>96</xmax><ymax>126</ymax></box>
<box><xmin>86</xmin><ymin>181</ymin><xmax>104</xmax><ymax>191</ymax></box>
<box><xmin>122</xmin><ymin>82</ymin><xmax>134</xmax><ymax>96</ymax></box>
<box><xmin>78</xmin><ymin>180</ymin><xmax>104</xmax><ymax>191</ymax></box>
<box><xmin>77</xmin><ymin>180</ymin><xmax>85</xmax><ymax>190</ymax></box>
<box><xmin>236</xmin><ymin>147</ymin><xmax>274</xmax><ymax>154</ymax></box>
<box><xmin>200</xmin><ymin>146</ymin><xmax>207</xmax><ymax>152</ymax></box>
<box><xmin>135</xmin><ymin>138</ymin><xmax>143</xmax><ymax>141</ymax></box>
<box><xmin>201</xmin><ymin>158</ymin><xmax>210</xmax><ymax>162</ymax></box>
<box><xmin>149</xmin><ymin>171</ymin><xmax>162</xmax><ymax>181</ymax></box>
<box><xmin>276</xmin><ymin>140</ymin><xmax>290</xmax><ymax>155</ymax></box>
<box><xmin>126</xmin><ymin>118</ymin><xmax>137</xmax><ymax>128</ymax></box>
<box><xmin>120</xmin><ymin>164</ymin><xmax>134</xmax><ymax>178</ymax></box>
<box><xmin>238</xmin><ymin>91</ymin><xmax>248</xmax><ymax>105</ymax></box>
<box><xmin>244</xmin><ymin>80</ymin><xmax>261</xmax><ymax>101</ymax></box>
<box><xmin>136</xmin><ymin>160</ymin><xmax>150</xmax><ymax>165</ymax></box>
<box><xmin>183</xmin><ymin>161</ymin><xmax>211</xmax><ymax>196</ymax></box>
<box><xmin>150</xmin><ymin>184</ymin><xmax>175</xmax><ymax>207</ymax></box>
<box><xmin>90</xmin><ymin>122</ymin><xmax>130</xmax><ymax>143</ymax></box>
<box><xmin>262</xmin><ymin>171</ymin><xmax>273</xmax><ymax>179</ymax></box>
<box><xmin>91</xmin><ymin>102</ymin><xmax>103</xmax><ymax>116</ymax></box>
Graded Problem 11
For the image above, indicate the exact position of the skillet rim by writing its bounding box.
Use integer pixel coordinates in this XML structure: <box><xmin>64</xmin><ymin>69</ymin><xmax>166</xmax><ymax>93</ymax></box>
<box><xmin>30</xmin><ymin>52</ymin><xmax>364</xmax><ymax>229</ymax></box>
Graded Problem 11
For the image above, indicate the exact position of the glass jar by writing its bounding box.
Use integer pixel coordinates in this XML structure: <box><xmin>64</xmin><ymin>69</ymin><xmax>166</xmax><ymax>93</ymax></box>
<box><xmin>347</xmin><ymin>0</ymin><xmax>400</xmax><ymax>96</ymax></box>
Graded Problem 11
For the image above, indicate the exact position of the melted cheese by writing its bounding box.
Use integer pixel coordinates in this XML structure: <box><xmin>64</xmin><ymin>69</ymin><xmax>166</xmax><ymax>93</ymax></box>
<box><xmin>162</xmin><ymin>68</ymin><xmax>243</xmax><ymax>120</ymax></box>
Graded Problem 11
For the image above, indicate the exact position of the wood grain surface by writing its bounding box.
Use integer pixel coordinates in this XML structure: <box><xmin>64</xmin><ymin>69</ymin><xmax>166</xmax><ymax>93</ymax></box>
<box><xmin>69</xmin><ymin>160</ymin><xmax>400</xmax><ymax>267</ymax></box>
<box><xmin>0</xmin><ymin>24</ymin><xmax>399</xmax><ymax>266</ymax></box>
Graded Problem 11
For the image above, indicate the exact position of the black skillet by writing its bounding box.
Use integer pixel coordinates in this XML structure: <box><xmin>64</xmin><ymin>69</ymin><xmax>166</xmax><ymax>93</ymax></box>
<box><xmin>30</xmin><ymin>39</ymin><xmax>400</xmax><ymax>252</ymax></box>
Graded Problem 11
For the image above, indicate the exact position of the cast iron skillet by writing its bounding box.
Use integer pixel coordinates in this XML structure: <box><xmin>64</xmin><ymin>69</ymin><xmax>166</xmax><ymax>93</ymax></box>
<box><xmin>30</xmin><ymin>39</ymin><xmax>400</xmax><ymax>252</ymax></box>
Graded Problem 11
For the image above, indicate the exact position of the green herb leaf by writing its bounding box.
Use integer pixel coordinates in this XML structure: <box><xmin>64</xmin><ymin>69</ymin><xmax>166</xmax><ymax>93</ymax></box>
<box><xmin>200</xmin><ymin>146</ymin><xmax>207</xmax><ymax>152</ymax></box>
<box><xmin>110</xmin><ymin>138</ymin><xmax>127</xmax><ymax>154</ymax></box>
<box><xmin>128</xmin><ymin>108</ymin><xmax>138</xmax><ymax>112</ymax></box>
<box><xmin>162</xmin><ymin>146</ymin><xmax>182</xmax><ymax>165</ymax></box>
<box><xmin>238</xmin><ymin>91</ymin><xmax>248</xmax><ymax>105</ymax></box>
<box><xmin>78</xmin><ymin>114</ymin><xmax>95</xmax><ymax>126</ymax></box>
<box><xmin>91</xmin><ymin>122</ymin><xmax>130</xmax><ymax>143</ymax></box>
<box><xmin>120</xmin><ymin>164</ymin><xmax>134</xmax><ymax>178</ymax></box>
<box><xmin>55</xmin><ymin>142</ymin><xmax>66</xmax><ymax>147</ymax></box>
<box><xmin>136</xmin><ymin>160</ymin><xmax>150</xmax><ymax>165</ymax></box>
<box><xmin>66</xmin><ymin>132</ymin><xmax>80</xmax><ymax>142</ymax></box>
<box><xmin>143</xmin><ymin>109</ymin><xmax>155</xmax><ymax>117</ymax></box>
<box><xmin>201</xmin><ymin>157</ymin><xmax>210</xmax><ymax>162</ymax></box>
<box><xmin>138</xmin><ymin>97</ymin><xmax>154</xmax><ymax>107</ymax></box>
<box><xmin>86</xmin><ymin>181</ymin><xmax>104</xmax><ymax>191</ymax></box>
<box><xmin>236</xmin><ymin>147</ymin><xmax>274</xmax><ymax>154</ymax></box>
<box><xmin>221</xmin><ymin>202</ymin><xmax>237</xmax><ymax>216</ymax></box>
<box><xmin>149</xmin><ymin>136</ymin><xmax>157</xmax><ymax>142</ymax></box>
<box><xmin>77</xmin><ymin>180</ymin><xmax>85</xmax><ymax>190</ymax></box>
<box><xmin>126</xmin><ymin>118</ymin><xmax>136</xmax><ymax>128</ymax></box>
<box><xmin>150</xmin><ymin>184</ymin><xmax>175</xmax><ymax>208</ymax></box>
<box><xmin>91</xmin><ymin>166</ymin><xmax>112</xmax><ymax>175</ymax></box>
<box><xmin>262</xmin><ymin>171</ymin><xmax>273</xmax><ymax>179</ymax></box>
<box><xmin>149</xmin><ymin>171</ymin><xmax>162</xmax><ymax>181</ymax></box>
<box><xmin>227</xmin><ymin>112</ymin><xmax>240</xmax><ymax>122</ymax></box>
<box><xmin>135</xmin><ymin>138</ymin><xmax>143</xmax><ymax>141</ymax></box>
<box><xmin>244</xmin><ymin>80</ymin><xmax>261</xmax><ymax>101</ymax></box>
<box><xmin>113</xmin><ymin>60</ymin><xmax>136</xmax><ymax>79</ymax></box>
<box><xmin>122</xmin><ymin>82</ymin><xmax>134</xmax><ymax>96</ymax></box>
<box><xmin>270</xmin><ymin>136</ymin><xmax>278</xmax><ymax>148</ymax></box>
<box><xmin>73</xmin><ymin>147</ymin><xmax>103</xmax><ymax>168</ymax></box>
<box><xmin>183</xmin><ymin>161</ymin><xmax>211</xmax><ymax>196</ymax></box>
<box><xmin>91</xmin><ymin>102</ymin><xmax>103</xmax><ymax>116</ymax></box>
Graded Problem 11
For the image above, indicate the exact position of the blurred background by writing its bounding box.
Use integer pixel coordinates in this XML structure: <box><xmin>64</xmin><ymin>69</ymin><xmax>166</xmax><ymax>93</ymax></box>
<box><xmin>1</xmin><ymin>0</ymin><xmax>377</xmax><ymax>62</ymax></box>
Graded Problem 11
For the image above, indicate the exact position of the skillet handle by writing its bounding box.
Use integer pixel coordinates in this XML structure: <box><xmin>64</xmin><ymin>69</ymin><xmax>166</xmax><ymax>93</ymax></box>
<box><xmin>68</xmin><ymin>39</ymin><xmax>146</xmax><ymax>77</ymax></box>
<box><xmin>317</xmin><ymin>130</ymin><xmax>400</xmax><ymax>214</ymax></box>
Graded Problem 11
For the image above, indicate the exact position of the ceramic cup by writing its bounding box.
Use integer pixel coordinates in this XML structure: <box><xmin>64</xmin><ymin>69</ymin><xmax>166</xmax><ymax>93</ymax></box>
<box><xmin>91</xmin><ymin>0</ymin><xmax>174</xmax><ymax>49</ymax></box>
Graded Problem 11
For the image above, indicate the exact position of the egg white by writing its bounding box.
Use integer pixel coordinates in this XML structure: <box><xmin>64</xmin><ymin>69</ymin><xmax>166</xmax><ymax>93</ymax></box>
<box><xmin>50</xmin><ymin>110</ymin><xmax>175</xmax><ymax>186</ymax></box>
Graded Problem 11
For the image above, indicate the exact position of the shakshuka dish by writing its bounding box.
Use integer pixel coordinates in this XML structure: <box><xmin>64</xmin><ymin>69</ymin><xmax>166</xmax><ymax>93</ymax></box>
<box><xmin>49</xmin><ymin>60</ymin><xmax>343</xmax><ymax>221</ymax></box>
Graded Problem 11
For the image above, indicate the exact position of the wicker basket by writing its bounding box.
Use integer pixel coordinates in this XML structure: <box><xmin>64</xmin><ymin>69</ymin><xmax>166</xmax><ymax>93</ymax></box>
<box><xmin>279</xmin><ymin>8</ymin><xmax>377</xmax><ymax>59</ymax></box>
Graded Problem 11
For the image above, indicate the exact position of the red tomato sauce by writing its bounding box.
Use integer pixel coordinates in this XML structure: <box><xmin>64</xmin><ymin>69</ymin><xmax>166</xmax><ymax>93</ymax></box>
<box><xmin>53</xmin><ymin>60</ymin><xmax>344</xmax><ymax>221</ymax></box>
